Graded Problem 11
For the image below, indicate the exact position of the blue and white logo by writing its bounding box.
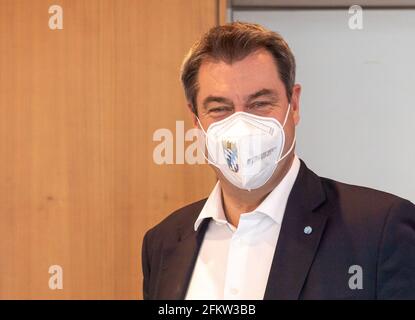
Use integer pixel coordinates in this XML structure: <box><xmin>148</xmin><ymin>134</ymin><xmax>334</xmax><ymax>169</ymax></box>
<box><xmin>222</xmin><ymin>140</ymin><xmax>239</xmax><ymax>173</ymax></box>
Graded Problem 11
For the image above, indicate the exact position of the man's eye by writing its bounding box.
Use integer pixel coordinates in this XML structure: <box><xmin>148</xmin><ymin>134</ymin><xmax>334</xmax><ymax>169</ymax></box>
<box><xmin>251</xmin><ymin>101</ymin><xmax>271</xmax><ymax>108</ymax></box>
<box><xmin>209</xmin><ymin>107</ymin><xmax>229</xmax><ymax>113</ymax></box>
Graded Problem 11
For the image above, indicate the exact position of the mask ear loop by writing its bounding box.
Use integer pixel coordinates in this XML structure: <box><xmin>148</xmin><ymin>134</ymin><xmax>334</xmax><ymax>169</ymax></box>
<box><xmin>255</xmin><ymin>104</ymin><xmax>296</xmax><ymax>191</ymax></box>
<box><xmin>282</xmin><ymin>103</ymin><xmax>291</xmax><ymax>127</ymax></box>
<box><xmin>278</xmin><ymin>132</ymin><xmax>296</xmax><ymax>163</ymax></box>
<box><xmin>277</xmin><ymin>103</ymin><xmax>296</xmax><ymax>164</ymax></box>
<box><xmin>195</xmin><ymin>117</ymin><xmax>221</xmax><ymax>167</ymax></box>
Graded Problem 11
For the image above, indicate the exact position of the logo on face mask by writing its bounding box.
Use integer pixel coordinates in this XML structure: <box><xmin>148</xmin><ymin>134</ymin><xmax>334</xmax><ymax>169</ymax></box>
<box><xmin>222</xmin><ymin>140</ymin><xmax>239</xmax><ymax>173</ymax></box>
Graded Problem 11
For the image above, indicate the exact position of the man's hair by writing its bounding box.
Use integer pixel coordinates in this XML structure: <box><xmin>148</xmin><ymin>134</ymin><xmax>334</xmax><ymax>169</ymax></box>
<box><xmin>180</xmin><ymin>21</ymin><xmax>296</xmax><ymax>116</ymax></box>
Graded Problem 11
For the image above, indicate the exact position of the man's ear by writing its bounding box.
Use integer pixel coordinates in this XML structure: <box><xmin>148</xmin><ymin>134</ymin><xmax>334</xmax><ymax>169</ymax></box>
<box><xmin>291</xmin><ymin>84</ymin><xmax>301</xmax><ymax>126</ymax></box>
<box><xmin>187</xmin><ymin>103</ymin><xmax>199</xmax><ymax>128</ymax></box>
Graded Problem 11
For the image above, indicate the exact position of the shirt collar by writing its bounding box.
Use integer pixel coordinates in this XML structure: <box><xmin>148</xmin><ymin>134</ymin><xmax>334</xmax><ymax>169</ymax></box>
<box><xmin>194</xmin><ymin>155</ymin><xmax>301</xmax><ymax>231</ymax></box>
<box><xmin>194</xmin><ymin>181</ymin><xmax>226</xmax><ymax>231</ymax></box>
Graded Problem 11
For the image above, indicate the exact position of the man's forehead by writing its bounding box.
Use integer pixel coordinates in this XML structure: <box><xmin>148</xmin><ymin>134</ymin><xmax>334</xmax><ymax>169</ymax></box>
<box><xmin>199</xmin><ymin>48</ymin><xmax>278</xmax><ymax>74</ymax></box>
<box><xmin>197</xmin><ymin>50</ymin><xmax>282</xmax><ymax>102</ymax></box>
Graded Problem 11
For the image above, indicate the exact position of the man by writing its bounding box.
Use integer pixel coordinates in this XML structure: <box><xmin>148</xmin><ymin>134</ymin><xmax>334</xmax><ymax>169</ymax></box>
<box><xmin>142</xmin><ymin>22</ymin><xmax>415</xmax><ymax>299</ymax></box>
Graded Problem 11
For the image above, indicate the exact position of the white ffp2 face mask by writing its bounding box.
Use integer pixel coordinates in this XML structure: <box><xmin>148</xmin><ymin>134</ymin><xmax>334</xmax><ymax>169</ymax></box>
<box><xmin>198</xmin><ymin>105</ymin><xmax>295</xmax><ymax>191</ymax></box>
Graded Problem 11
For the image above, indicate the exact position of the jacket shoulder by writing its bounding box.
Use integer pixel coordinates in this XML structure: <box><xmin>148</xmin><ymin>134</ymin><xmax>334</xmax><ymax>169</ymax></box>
<box><xmin>321</xmin><ymin>176</ymin><xmax>410</xmax><ymax>208</ymax></box>
<box><xmin>319</xmin><ymin>175</ymin><xmax>414</xmax><ymax>228</ymax></box>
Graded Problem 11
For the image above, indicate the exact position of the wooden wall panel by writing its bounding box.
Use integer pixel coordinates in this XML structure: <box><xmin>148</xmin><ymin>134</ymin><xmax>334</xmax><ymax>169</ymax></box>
<box><xmin>0</xmin><ymin>0</ymin><xmax>219</xmax><ymax>299</ymax></box>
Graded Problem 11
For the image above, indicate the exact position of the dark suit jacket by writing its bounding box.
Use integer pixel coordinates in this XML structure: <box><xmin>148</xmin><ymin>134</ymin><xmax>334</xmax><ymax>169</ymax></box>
<box><xmin>142</xmin><ymin>160</ymin><xmax>415</xmax><ymax>299</ymax></box>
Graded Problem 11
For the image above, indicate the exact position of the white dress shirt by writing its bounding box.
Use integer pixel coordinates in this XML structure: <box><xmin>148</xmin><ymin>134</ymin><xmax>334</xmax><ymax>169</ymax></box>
<box><xmin>185</xmin><ymin>155</ymin><xmax>301</xmax><ymax>300</ymax></box>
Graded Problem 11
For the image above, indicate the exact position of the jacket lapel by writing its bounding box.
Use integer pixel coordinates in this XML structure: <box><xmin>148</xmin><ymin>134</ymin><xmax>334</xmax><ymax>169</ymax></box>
<box><xmin>156</xmin><ymin>216</ymin><xmax>210</xmax><ymax>299</ymax></box>
<box><xmin>263</xmin><ymin>160</ymin><xmax>332</xmax><ymax>299</ymax></box>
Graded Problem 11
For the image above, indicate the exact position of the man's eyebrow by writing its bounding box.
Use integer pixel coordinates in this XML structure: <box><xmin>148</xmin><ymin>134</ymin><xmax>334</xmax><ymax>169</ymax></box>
<box><xmin>246</xmin><ymin>89</ymin><xmax>279</xmax><ymax>102</ymax></box>
<box><xmin>202</xmin><ymin>96</ymin><xmax>234</xmax><ymax>109</ymax></box>
<box><xmin>202</xmin><ymin>89</ymin><xmax>278</xmax><ymax>109</ymax></box>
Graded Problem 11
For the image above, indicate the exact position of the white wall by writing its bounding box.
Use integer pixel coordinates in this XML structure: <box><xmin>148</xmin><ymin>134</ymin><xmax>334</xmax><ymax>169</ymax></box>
<box><xmin>233</xmin><ymin>9</ymin><xmax>415</xmax><ymax>202</ymax></box>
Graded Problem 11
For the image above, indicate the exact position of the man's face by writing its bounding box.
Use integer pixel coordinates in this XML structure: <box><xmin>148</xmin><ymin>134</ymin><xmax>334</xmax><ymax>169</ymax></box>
<box><xmin>192</xmin><ymin>48</ymin><xmax>301</xmax><ymax>190</ymax></box>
